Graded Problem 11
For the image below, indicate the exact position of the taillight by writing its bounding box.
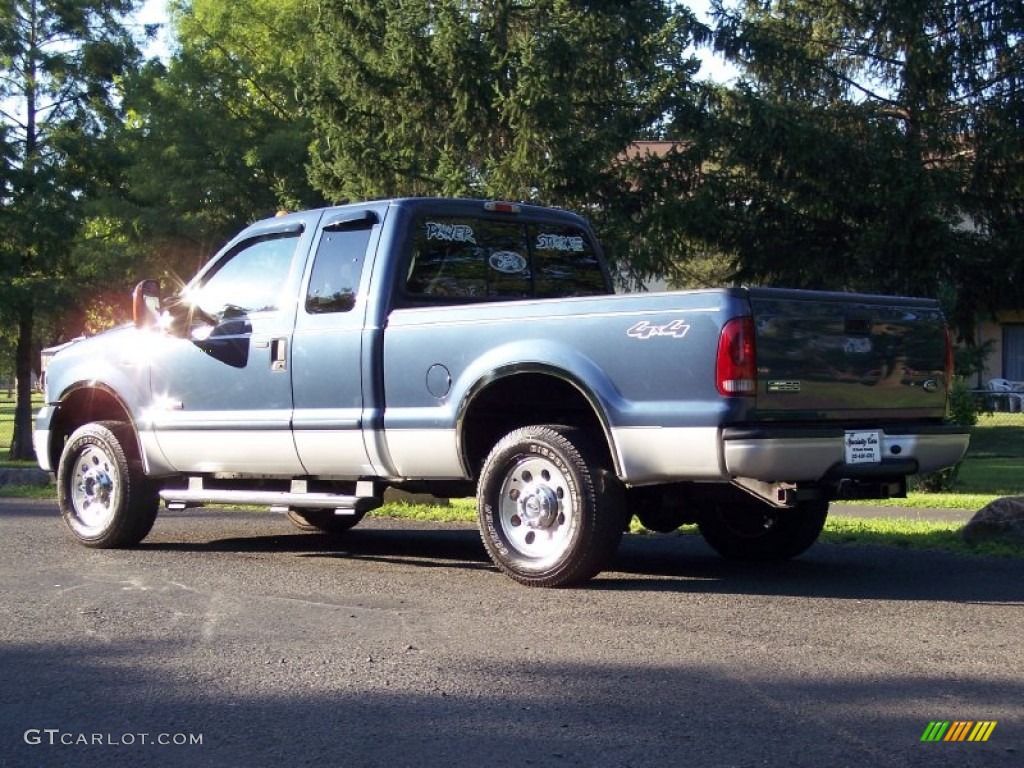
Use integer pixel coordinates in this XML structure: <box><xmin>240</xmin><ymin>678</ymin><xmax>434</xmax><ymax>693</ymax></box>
<box><xmin>717</xmin><ymin>316</ymin><xmax>757</xmax><ymax>396</ymax></box>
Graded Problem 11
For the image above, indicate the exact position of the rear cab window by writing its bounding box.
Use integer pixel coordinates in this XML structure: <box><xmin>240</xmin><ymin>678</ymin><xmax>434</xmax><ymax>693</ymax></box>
<box><xmin>403</xmin><ymin>213</ymin><xmax>608</xmax><ymax>304</ymax></box>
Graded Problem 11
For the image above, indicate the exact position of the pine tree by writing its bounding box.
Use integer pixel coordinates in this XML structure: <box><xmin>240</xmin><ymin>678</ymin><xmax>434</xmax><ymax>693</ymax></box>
<box><xmin>0</xmin><ymin>0</ymin><xmax>144</xmax><ymax>459</ymax></box>
<box><xmin>704</xmin><ymin>0</ymin><xmax>1024</xmax><ymax>335</ymax></box>
<box><xmin>303</xmin><ymin>0</ymin><xmax>709</xmax><ymax>281</ymax></box>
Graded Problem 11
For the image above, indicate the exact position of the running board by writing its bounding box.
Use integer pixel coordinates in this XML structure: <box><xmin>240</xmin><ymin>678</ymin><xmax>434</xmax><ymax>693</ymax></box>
<box><xmin>160</xmin><ymin>478</ymin><xmax>381</xmax><ymax>514</ymax></box>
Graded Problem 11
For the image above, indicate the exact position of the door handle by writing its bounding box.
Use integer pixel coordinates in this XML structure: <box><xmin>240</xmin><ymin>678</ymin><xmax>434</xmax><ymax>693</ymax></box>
<box><xmin>270</xmin><ymin>338</ymin><xmax>288</xmax><ymax>372</ymax></box>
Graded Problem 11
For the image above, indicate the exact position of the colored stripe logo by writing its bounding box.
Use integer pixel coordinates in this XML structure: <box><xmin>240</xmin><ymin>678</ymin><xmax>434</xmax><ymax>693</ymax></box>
<box><xmin>921</xmin><ymin>721</ymin><xmax>997</xmax><ymax>742</ymax></box>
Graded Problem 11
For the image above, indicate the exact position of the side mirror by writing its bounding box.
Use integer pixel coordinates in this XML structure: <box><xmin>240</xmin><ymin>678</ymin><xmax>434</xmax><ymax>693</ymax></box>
<box><xmin>132</xmin><ymin>279</ymin><xmax>162</xmax><ymax>329</ymax></box>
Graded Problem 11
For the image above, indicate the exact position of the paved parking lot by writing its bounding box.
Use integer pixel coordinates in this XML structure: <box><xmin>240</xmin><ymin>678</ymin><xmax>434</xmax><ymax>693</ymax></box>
<box><xmin>1</xmin><ymin>498</ymin><xmax>1021</xmax><ymax>767</ymax></box>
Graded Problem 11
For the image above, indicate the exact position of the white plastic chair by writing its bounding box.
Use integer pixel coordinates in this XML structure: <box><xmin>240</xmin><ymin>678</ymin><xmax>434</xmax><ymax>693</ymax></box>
<box><xmin>987</xmin><ymin>379</ymin><xmax>1023</xmax><ymax>412</ymax></box>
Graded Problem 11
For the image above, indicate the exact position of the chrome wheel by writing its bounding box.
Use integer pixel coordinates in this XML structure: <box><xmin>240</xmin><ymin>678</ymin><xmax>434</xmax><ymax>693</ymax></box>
<box><xmin>477</xmin><ymin>425</ymin><xmax>625</xmax><ymax>587</ymax></box>
<box><xmin>497</xmin><ymin>454</ymin><xmax>574</xmax><ymax>566</ymax></box>
<box><xmin>69</xmin><ymin>443</ymin><xmax>122</xmax><ymax>535</ymax></box>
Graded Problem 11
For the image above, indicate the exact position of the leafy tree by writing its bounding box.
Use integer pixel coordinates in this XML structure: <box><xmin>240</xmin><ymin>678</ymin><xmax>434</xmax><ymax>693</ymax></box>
<box><xmin>169</xmin><ymin>0</ymin><xmax>317</xmax><ymax>214</ymax></box>
<box><xmin>303</xmin><ymin>0</ymin><xmax>709</xmax><ymax>282</ymax></box>
<box><xmin>108</xmin><ymin>0</ymin><xmax>323</xmax><ymax>291</ymax></box>
<box><xmin>701</xmin><ymin>0</ymin><xmax>1024</xmax><ymax>336</ymax></box>
<box><xmin>0</xmin><ymin>0</ymin><xmax>144</xmax><ymax>459</ymax></box>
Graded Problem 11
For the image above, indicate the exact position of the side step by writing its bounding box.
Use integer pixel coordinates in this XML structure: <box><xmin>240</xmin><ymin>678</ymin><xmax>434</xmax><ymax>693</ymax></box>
<box><xmin>160</xmin><ymin>478</ymin><xmax>381</xmax><ymax>514</ymax></box>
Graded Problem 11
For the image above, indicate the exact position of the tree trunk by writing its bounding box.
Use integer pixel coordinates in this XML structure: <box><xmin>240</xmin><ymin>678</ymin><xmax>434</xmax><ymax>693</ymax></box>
<box><xmin>9</xmin><ymin>306</ymin><xmax>37</xmax><ymax>461</ymax></box>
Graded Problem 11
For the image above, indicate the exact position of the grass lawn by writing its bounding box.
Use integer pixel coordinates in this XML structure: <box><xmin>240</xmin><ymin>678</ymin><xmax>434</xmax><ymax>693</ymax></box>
<box><xmin>964</xmin><ymin>413</ymin><xmax>1024</xmax><ymax>457</ymax></box>
<box><xmin>0</xmin><ymin>391</ymin><xmax>44</xmax><ymax>468</ymax></box>
<box><xmin>818</xmin><ymin>516</ymin><xmax>1023</xmax><ymax>558</ymax></box>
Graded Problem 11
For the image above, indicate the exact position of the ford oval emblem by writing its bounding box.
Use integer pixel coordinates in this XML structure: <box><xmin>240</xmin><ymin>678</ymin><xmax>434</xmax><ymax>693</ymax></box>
<box><xmin>489</xmin><ymin>251</ymin><xmax>527</xmax><ymax>274</ymax></box>
<box><xmin>922</xmin><ymin>379</ymin><xmax>939</xmax><ymax>393</ymax></box>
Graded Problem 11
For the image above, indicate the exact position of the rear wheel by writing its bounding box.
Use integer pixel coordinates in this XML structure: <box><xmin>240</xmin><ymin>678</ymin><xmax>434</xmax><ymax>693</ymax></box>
<box><xmin>57</xmin><ymin>421</ymin><xmax>159</xmax><ymax>548</ymax></box>
<box><xmin>698</xmin><ymin>497</ymin><xmax>828</xmax><ymax>561</ymax></box>
<box><xmin>477</xmin><ymin>425</ymin><xmax>625</xmax><ymax>587</ymax></box>
<box><xmin>286</xmin><ymin>508</ymin><xmax>366</xmax><ymax>534</ymax></box>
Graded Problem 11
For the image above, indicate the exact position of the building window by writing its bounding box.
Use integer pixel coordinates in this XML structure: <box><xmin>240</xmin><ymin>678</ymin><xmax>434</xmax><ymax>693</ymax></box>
<box><xmin>1003</xmin><ymin>325</ymin><xmax>1024</xmax><ymax>381</ymax></box>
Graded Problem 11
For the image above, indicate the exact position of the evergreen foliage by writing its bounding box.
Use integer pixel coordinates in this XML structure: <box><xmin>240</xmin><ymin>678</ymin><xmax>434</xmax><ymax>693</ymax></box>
<box><xmin>302</xmin><ymin>0</ymin><xmax>710</xmax><ymax>284</ymax></box>
<box><xmin>0</xmin><ymin>0</ymin><xmax>145</xmax><ymax>458</ymax></box>
<box><xmin>703</xmin><ymin>0</ymin><xmax>1024</xmax><ymax>335</ymax></box>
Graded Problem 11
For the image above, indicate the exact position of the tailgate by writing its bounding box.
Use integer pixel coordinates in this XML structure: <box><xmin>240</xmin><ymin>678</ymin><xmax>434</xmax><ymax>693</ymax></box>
<box><xmin>748</xmin><ymin>288</ymin><xmax>949</xmax><ymax>420</ymax></box>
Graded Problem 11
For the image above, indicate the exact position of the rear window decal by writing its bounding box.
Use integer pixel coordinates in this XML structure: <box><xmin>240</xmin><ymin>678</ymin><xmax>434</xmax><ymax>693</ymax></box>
<box><xmin>536</xmin><ymin>233</ymin><xmax>585</xmax><ymax>252</ymax></box>
<box><xmin>489</xmin><ymin>251</ymin><xmax>528</xmax><ymax>274</ymax></box>
<box><xmin>426</xmin><ymin>221</ymin><xmax>476</xmax><ymax>244</ymax></box>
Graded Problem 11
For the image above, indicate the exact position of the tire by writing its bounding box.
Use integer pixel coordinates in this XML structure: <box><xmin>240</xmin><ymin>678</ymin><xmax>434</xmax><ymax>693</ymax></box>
<box><xmin>286</xmin><ymin>508</ymin><xmax>366</xmax><ymax>534</ymax></box>
<box><xmin>698</xmin><ymin>496</ymin><xmax>828</xmax><ymax>561</ymax></box>
<box><xmin>477</xmin><ymin>425</ymin><xmax>625</xmax><ymax>587</ymax></box>
<box><xmin>57</xmin><ymin>421</ymin><xmax>159</xmax><ymax>548</ymax></box>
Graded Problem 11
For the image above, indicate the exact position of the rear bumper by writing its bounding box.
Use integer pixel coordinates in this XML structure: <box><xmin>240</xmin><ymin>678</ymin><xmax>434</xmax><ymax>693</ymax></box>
<box><xmin>722</xmin><ymin>423</ymin><xmax>970</xmax><ymax>482</ymax></box>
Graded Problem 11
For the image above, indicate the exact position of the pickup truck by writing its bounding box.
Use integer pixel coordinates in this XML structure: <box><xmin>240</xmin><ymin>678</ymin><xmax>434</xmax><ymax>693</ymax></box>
<box><xmin>35</xmin><ymin>198</ymin><xmax>970</xmax><ymax>587</ymax></box>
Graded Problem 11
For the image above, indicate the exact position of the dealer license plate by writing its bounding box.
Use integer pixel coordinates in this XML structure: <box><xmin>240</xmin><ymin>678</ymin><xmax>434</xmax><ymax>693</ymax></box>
<box><xmin>845</xmin><ymin>430</ymin><xmax>882</xmax><ymax>464</ymax></box>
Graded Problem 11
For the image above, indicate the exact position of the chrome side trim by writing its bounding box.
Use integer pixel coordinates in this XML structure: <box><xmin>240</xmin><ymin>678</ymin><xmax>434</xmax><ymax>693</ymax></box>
<box><xmin>293</xmin><ymin>431</ymin><xmax>376</xmax><ymax>477</ymax></box>
<box><xmin>152</xmin><ymin>430</ymin><xmax>306</xmax><ymax>475</ymax></box>
<box><xmin>386</xmin><ymin>429</ymin><xmax>464</xmax><ymax>479</ymax></box>
<box><xmin>611</xmin><ymin>426</ymin><xmax>725</xmax><ymax>485</ymax></box>
<box><xmin>138</xmin><ymin>428</ymin><xmax>176</xmax><ymax>477</ymax></box>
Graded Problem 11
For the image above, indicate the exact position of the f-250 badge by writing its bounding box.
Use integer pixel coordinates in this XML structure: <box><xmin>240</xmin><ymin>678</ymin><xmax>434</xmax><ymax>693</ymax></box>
<box><xmin>627</xmin><ymin>320</ymin><xmax>691</xmax><ymax>340</ymax></box>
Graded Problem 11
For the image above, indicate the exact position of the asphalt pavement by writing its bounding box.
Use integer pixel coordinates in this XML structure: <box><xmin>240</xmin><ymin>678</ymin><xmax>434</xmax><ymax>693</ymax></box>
<box><xmin>0</xmin><ymin>497</ymin><xmax>1020</xmax><ymax>768</ymax></box>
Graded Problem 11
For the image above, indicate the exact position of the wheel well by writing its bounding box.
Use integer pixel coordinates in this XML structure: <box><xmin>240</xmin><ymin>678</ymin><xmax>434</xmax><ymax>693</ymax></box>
<box><xmin>48</xmin><ymin>387</ymin><xmax>135</xmax><ymax>469</ymax></box>
<box><xmin>459</xmin><ymin>373</ymin><xmax>614</xmax><ymax>480</ymax></box>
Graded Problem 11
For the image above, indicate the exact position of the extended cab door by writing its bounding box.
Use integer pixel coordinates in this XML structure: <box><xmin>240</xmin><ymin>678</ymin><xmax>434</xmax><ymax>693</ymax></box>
<box><xmin>148</xmin><ymin>212</ymin><xmax>320</xmax><ymax>474</ymax></box>
<box><xmin>290</xmin><ymin>206</ymin><xmax>383</xmax><ymax>476</ymax></box>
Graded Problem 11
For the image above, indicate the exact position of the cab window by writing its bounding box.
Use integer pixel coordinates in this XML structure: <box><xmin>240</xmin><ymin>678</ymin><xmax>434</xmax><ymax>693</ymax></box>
<box><xmin>306</xmin><ymin>225</ymin><xmax>374</xmax><ymax>314</ymax></box>
<box><xmin>190</xmin><ymin>232</ymin><xmax>299</xmax><ymax>316</ymax></box>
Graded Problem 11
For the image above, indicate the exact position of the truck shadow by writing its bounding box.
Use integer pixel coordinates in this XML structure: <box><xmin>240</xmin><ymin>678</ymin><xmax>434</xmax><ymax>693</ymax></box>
<box><xmin>142</xmin><ymin>514</ymin><xmax>1024</xmax><ymax>605</ymax></box>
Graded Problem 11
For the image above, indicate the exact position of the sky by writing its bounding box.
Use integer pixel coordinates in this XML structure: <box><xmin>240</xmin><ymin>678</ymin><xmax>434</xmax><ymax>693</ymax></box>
<box><xmin>136</xmin><ymin>0</ymin><xmax>174</xmax><ymax>61</ymax></box>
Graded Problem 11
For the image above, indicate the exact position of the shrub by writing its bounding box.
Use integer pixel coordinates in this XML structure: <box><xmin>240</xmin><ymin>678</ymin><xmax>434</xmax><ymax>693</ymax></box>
<box><xmin>912</xmin><ymin>377</ymin><xmax>979</xmax><ymax>492</ymax></box>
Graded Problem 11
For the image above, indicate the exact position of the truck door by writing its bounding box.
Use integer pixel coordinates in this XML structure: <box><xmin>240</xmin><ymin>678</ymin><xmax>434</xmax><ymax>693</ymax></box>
<box><xmin>290</xmin><ymin>209</ymin><xmax>379</xmax><ymax>476</ymax></box>
<box><xmin>148</xmin><ymin>213</ymin><xmax>319</xmax><ymax>474</ymax></box>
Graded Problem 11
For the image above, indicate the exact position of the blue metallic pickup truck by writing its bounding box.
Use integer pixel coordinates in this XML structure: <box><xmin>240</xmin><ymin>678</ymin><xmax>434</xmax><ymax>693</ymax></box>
<box><xmin>35</xmin><ymin>198</ymin><xmax>970</xmax><ymax>586</ymax></box>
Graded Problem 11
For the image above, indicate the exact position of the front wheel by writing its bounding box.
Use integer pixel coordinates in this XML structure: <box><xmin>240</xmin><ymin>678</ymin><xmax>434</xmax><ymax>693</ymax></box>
<box><xmin>697</xmin><ymin>496</ymin><xmax>828</xmax><ymax>561</ymax></box>
<box><xmin>57</xmin><ymin>421</ymin><xmax>159</xmax><ymax>548</ymax></box>
<box><xmin>477</xmin><ymin>425</ymin><xmax>625</xmax><ymax>587</ymax></box>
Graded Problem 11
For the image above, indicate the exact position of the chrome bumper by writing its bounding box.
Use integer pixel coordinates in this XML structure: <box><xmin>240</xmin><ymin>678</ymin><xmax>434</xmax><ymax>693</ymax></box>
<box><xmin>722</xmin><ymin>424</ymin><xmax>971</xmax><ymax>482</ymax></box>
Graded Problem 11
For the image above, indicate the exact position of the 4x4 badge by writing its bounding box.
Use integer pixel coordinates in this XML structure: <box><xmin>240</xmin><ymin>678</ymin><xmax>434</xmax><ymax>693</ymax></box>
<box><xmin>627</xmin><ymin>320</ymin><xmax>690</xmax><ymax>340</ymax></box>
